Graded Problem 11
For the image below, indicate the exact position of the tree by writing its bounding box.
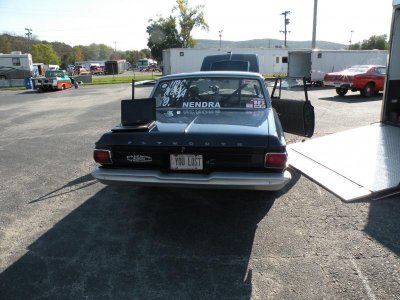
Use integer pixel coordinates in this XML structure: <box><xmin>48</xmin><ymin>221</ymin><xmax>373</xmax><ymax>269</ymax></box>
<box><xmin>140</xmin><ymin>48</ymin><xmax>151</xmax><ymax>58</ymax></box>
<box><xmin>349</xmin><ymin>43</ymin><xmax>361</xmax><ymax>50</ymax></box>
<box><xmin>350</xmin><ymin>34</ymin><xmax>389</xmax><ymax>50</ymax></box>
<box><xmin>147</xmin><ymin>16</ymin><xmax>182</xmax><ymax>62</ymax></box>
<box><xmin>31</xmin><ymin>43</ymin><xmax>60</xmax><ymax>64</ymax></box>
<box><xmin>146</xmin><ymin>0</ymin><xmax>208</xmax><ymax>62</ymax></box>
<box><xmin>69</xmin><ymin>46</ymin><xmax>85</xmax><ymax>63</ymax></box>
<box><xmin>49</xmin><ymin>41</ymin><xmax>72</xmax><ymax>68</ymax></box>
<box><xmin>174</xmin><ymin>0</ymin><xmax>209</xmax><ymax>48</ymax></box>
<box><xmin>361</xmin><ymin>34</ymin><xmax>388</xmax><ymax>50</ymax></box>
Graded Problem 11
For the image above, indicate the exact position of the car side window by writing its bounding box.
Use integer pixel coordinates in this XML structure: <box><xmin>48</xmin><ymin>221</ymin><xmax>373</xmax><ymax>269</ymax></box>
<box><xmin>376</xmin><ymin>68</ymin><xmax>386</xmax><ymax>75</ymax></box>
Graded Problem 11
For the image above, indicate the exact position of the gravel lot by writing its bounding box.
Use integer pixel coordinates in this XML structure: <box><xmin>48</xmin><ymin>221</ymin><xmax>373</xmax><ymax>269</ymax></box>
<box><xmin>0</xmin><ymin>84</ymin><xmax>398</xmax><ymax>299</ymax></box>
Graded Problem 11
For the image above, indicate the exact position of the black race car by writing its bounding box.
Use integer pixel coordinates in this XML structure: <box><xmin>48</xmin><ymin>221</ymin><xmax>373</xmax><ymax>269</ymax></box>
<box><xmin>92</xmin><ymin>71</ymin><xmax>313</xmax><ymax>191</ymax></box>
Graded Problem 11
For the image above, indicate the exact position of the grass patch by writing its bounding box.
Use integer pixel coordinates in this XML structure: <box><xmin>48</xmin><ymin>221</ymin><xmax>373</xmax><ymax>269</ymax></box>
<box><xmin>0</xmin><ymin>86</ymin><xmax>26</xmax><ymax>91</ymax></box>
<box><xmin>88</xmin><ymin>75</ymin><xmax>162</xmax><ymax>85</ymax></box>
<box><xmin>263</xmin><ymin>73</ymin><xmax>288</xmax><ymax>79</ymax></box>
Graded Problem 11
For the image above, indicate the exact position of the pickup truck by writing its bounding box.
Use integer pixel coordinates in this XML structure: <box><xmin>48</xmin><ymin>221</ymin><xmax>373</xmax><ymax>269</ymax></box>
<box><xmin>32</xmin><ymin>70</ymin><xmax>73</xmax><ymax>92</ymax></box>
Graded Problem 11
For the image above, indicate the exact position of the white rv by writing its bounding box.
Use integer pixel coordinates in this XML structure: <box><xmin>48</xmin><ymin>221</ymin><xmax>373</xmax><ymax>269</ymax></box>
<box><xmin>0</xmin><ymin>51</ymin><xmax>33</xmax><ymax>79</ymax></box>
<box><xmin>287</xmin><ymin>49</ymin><xmax>388</xmax><ymax>84</ymax></box>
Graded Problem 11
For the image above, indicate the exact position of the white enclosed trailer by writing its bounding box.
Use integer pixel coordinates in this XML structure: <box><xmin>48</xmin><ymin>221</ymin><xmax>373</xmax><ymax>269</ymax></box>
<box><xmin>162</xmin><ymin>48</ymin><xmax>292</xmax><ymax>75</ymax></box>
<box><xmin>288</xmin><ymin>49</ymin><xmax>388</xmax><ymax>83</ymax></box>
<box><xmin>287</xmin><ymin>2</ymin><xmax>400</xmax><ymax>201</ymax></box>
<box><xmin>0</xmin><ymin>51</ymin><xmax>33</xmax><ymax>79</ymax></box>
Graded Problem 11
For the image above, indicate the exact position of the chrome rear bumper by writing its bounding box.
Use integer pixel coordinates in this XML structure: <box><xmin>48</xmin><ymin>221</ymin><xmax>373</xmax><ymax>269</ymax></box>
<box><xmin>92</xmin><ymin>167</ymin><xmax>291</xmax><ymax>191</ymax></box>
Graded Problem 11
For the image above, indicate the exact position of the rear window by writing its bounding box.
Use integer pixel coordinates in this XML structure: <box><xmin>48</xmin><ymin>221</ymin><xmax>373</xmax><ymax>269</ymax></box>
<box><xmin>210</xmin><ymin>60</ymin><xmax>250</xmax><ymax>71</ymax></box>
<box><xmin>154</xmin><ymin>77</ymin><xmax>266</xmax><ymax>110</ymax></box>
<box><xmin>343</xmin><ymin>67</ymin><xmax>369</xmax><ymax>73</ymax></box>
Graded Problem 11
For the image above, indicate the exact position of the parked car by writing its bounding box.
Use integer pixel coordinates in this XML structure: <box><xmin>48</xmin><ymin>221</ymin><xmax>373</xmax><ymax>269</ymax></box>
<box><xmin>323</xmin><ymin>65</ymin><xmax>386</xmax><ymax>97</ymax></box>
<box><xmin>73</xmin><ymin>66</ymin><xmax>90</xmax><ymax>76</ymax></box>
<box><xmin>91</xmin><ymin>70</ymin><xmax>314</xmax><ymax>191</ymax></box>
<box><xmin>90</xmin><ymin>65</ymin><xmax>104</xmax><ymax>75</ymax></box>
<box><xmin>141</xmin><ymin>63</ymin><xmax>161</xmax><ymax>72</ymax></box>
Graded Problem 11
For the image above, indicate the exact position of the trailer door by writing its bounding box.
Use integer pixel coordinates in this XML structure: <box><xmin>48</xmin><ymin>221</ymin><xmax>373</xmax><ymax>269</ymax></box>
<box><xmin>288</xmin><ymin>51</ymin><xmax>311</xmax><ymax>79</ymax></box>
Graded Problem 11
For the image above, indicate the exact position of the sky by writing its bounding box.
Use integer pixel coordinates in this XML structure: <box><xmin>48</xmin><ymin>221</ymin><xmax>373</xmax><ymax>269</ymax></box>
<box><xmin>0</xmin><ymin>0</ymin><xmax>394</xmax><ymax>51</ymax></box>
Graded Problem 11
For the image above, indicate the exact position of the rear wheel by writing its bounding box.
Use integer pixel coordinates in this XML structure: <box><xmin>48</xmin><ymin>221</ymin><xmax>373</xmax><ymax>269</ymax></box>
<box><xmin>361</xmin><ymin>83</ymin><xmax>375</xmax><ymax>98</ymax></box>
<box><xmin>336</xmin><ymin>87</ymin><xmax>348</xmax><ymax>96</ymax></box>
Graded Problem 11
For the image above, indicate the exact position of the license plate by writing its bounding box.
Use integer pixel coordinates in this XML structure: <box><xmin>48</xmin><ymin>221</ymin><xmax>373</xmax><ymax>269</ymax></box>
<box><xmin>170</xmin><ymin>154</ymin><xmax>203</xmax><ymax>170</ymax></box>
<box><xmin>334</xmin><ymin>82</ymin><xmax>342</xmax><ymax>87</ymax></box>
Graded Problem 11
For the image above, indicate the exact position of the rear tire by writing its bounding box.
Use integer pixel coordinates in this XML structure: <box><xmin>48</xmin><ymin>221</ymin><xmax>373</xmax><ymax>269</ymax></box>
<box><xmin>336</xmin><ymin>87</ymin><xmax>348</xmax><ymax>96</ymax></box>
<box><xmin>361</xmin><ymin>83</ymin><xmax>375</xmax><ymax>98</ymax></box>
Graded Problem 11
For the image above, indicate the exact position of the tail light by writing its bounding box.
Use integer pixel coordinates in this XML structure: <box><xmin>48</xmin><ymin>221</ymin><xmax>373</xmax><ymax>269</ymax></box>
<box><xmin>265</xmin><ymin>153</ymin><xmax>287</xmax><ymax>169</ymax></box>
<box><xmin>94</xmin><ymin>149</ymin><xmax>113</xmax><ymax>164</ymax></box>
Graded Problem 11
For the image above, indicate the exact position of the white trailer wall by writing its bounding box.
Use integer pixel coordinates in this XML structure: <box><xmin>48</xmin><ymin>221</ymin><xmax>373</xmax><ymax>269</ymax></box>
<box><xmin>162</xmin><ymin>48</ymin><xmax>292</xmax><ymax>75</ymax></box>
<box><xmin>288</xmin><ymin>50</ymin><xmax>388</xmax><ymax>82</ymax></box>
<box><xmin>0</xmin><ymin>53</ymin><xmax>33</xmax><ymax>71</ymax></box>
<box><xmin>310</xmin><ymin>50</ymin><xmax>388</xmax><ymax>81</ymax></box>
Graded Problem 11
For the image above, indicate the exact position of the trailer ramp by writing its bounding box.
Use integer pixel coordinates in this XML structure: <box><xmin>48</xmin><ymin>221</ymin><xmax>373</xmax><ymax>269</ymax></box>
<box><xmin>287</xmin><ymin>123</ymin><xmax>400</xmax><ymax>201</ymax></box>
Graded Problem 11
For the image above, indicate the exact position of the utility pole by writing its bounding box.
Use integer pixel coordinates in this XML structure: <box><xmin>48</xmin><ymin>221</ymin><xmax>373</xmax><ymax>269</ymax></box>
<box><xmin>25</xmin><ymin>28</ymin><xmax>33</xmax><ymax>52</ymax></box>
<box><xmin>279</xmin><ymin>11</ymin><xmax>291</xmax><ymax>48</ymax></box>
<box><xmin>218</xmin><ymin>30</ymin><xmax>223</xmax><ymax>50</ymax></box>
<box><xmin>311</xmin><ymin>0</ymin><xmax>318</xmax><ymax>49</ymax></box>
<box><xmin>25</xmin><ymin>28</ymin><xmax>32</xmax><ymax>40</ymax></box>
<box><xmin>349</xmin><ymin>30</ymin><xmax>354</xmax><ymax>49</ymax></box>
<box><xmin>113</xmin><ymin>41</ymin><xmax>117</xmax><ymax>52</ymax></box>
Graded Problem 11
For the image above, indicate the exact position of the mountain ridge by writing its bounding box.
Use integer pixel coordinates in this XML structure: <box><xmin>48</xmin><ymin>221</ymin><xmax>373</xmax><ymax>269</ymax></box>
<box><xmin>194</xmin><ymin>38</ymin><xmax>347</xmax><ymax>50</ymax></box>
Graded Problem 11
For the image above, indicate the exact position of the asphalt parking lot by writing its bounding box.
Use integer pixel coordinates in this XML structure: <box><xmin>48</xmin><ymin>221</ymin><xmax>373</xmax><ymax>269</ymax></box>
<box><xmin>0</xmin><ymin>84</ymin><xmax>398</xmax><ymax>299</ymax></box>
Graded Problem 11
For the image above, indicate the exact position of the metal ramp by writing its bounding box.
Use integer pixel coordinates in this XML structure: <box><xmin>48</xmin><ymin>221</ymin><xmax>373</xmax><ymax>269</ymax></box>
<box><xmin>287</xmin><ymin>123</ymin><xmax>400</xmax><ymax>201</ymax></box>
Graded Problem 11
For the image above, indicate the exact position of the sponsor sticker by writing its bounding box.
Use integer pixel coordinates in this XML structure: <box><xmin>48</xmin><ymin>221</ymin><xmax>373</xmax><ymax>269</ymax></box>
<box><xmin>182</xmin><ymin>101</ymin><xmax>221</xmax><ymax>108</ymax></box>
<box><xmin>252</xmin><ymin>99</ymin><xmax>266</xmax><ymax>108</ymax></box>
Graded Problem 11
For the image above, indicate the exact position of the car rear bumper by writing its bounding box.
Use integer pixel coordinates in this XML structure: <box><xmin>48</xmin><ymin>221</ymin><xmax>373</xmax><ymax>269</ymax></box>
<box><xmin>323</xmin><ymin>81</ymin><xmax>353</xmax><ymax>88</ymax></box>
<box><xmin>92</xmin><ymin>167</ymin><xmax>292</xmax><ymax>191</ymax></box>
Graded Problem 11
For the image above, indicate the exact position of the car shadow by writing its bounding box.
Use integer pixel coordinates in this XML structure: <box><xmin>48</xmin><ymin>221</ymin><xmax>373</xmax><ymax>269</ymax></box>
<box><xmin>17</xmin><ymin>90</ymin><xmax>38</xmax><ymax>95</ymax></box>
<box><xmin>29</xmin><ymin>174</ymin><xmax>97</xmax><ymax>203</ymax></box>
<box><xmin>318</xmin><ymin>93</ymin><xmax>383</xmax><ymax>103</ymax></box>
<box><xmin>0</xmin><ymin>180</ymin><xmax>289</xmax><ymax>299</ymax></box>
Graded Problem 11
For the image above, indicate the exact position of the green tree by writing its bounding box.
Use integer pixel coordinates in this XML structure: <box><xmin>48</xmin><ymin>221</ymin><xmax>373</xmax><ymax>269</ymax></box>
<box><xmin>349</xmin><ymin>43</ymin><xmax>361</xmax><ymax>50</ymax></box>
<box><xmin>140</xmin><ymin>48</ymin><xmax>151</xmax><ymax>58</ymax></box>
<box><xmin>147</xmin><ymin>16</ymin><xmax>182</xmax><ymax>62</ymax></box>
<box><xmin>350</xmin><ymin>34</ymin><xmax>389</xmax><ymax>50</ymax></box>
<box><xmin>69</xmin><ymin>46</ymin><xmax>85</xmax><ymax>63</ymax></box>
<box><xmin>360</xmin><ymin>34</ymin><xmax>388</xmax><ymax>50</ymax></box>
<box><xmin>98</xmin><ymin>44</ymin><xmax>113</xmax><ymax>60</ymax></box>
<box><xmin>31</xmin><ymin>43</ymin><xmax>60</xmax><ymax>64</ymax></box>
<box><xmin>49</xmin><ymin>41</ymin><xmax>72</xmax><ymax>68</ymax></box>
<box><xmin>174</xmin><ymin>0</ymin><xmax>209</xmax><ymax>48</ymax></box>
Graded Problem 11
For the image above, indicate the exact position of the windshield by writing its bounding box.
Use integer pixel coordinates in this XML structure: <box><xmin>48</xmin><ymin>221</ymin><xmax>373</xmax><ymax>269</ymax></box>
<box><xmin>154</xmin><ymin>77</ymin><xmax>266</xmax><ymax>110</ymax></box>
<box><xmin>46</xmin><ymin>71</ymin><xmax>65</xmax><ymax>77</ymax></box>
<box><xmin>137</xmin><ymin>60</ymin><xmax>148</xmax><ymax>66</ymax></box>
<box><xmin>343</xmin><ymin>67</ymin><xmax>370</xmax><ymax>73</ymax></box>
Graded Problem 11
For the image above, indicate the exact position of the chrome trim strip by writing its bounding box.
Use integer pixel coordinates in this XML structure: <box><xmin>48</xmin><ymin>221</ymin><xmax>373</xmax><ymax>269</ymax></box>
<box><xmin>92</xmin><ymin>168</ymin><xmax>291</xmax><ymax>191</ymax></box>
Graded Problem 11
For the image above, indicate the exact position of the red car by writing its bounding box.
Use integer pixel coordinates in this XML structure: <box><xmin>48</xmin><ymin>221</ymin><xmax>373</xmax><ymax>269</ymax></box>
<box><xmin>323</xmin><ymin>65</ymin><xmax>386</xmax><ymax>97</ymax></box>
